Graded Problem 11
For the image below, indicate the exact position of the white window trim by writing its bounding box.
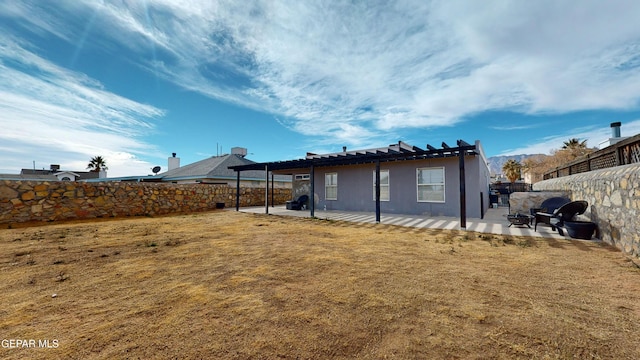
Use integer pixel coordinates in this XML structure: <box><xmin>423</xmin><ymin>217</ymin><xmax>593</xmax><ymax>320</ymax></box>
<box><xmin>372</xmin><ymin>169</ymin><xmax>390</xmax><ymax>201</ymax></box>
<box><xmin>416</xmin><ymin>167</ymin><xmax>445</xmax><ymax>203</ymax></box>
<box><xmin>325</xmin><ymin>172</ymin><xmax>337</xmax><ymax>200</ymax></box>
<box><xmin>294</xmin><ymin>174</ymin><xmax>310</xmax><ymax>180</ymax></box>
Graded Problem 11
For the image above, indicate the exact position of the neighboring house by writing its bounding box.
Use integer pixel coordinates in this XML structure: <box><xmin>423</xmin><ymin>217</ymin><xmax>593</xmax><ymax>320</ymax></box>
<box><xmin>80</xmin><ymin>148</ymin><xmax>291</xmax><ymax>187</ymax></box>
<box><xmin>0</xmin><ymin>173</ymin><xmax>59</xmax><ymax>181</ymax></box>
<box><xmin>230</xmin><ymin>140</ymin><xmax>490</xmax><ymax>225</ymax></box>
<box><xmin>0</xmin><ymin>165</ymin><xmax>102</xmax><ymax>181</ymax></box>
<box><xmin>156</xmin><ymin>150</ymin><xmax>290</xmax><ymax>188</ymax></box>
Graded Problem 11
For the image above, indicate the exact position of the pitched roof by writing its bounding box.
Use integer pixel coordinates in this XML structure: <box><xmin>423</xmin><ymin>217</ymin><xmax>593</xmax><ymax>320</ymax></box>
<box><xmin>0</xmin><ymin>173</ymin><xmax>58</xmax><ymax>181</ymax></box>
<box><xmin>159</xmin><ymin>154</ymin><xmax>289</xmax><ymax>182</ymax></box>
<box><xmin>21</xmin><ymin>169</ymin><xmax>100</xmax><ymax>180</ymax></box>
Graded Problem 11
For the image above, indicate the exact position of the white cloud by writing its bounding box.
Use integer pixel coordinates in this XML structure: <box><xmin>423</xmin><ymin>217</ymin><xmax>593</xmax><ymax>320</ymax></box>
<box><xmin>2</xmin><ymin>0</ymin><xmax>640</xmax><ymax>152</ymax></box>
<box><xmin>0</xmin><ymin>34</ymin><xmax>165</xmax><ymax>176</ymax></box>
<box><xmin>63</xmin><ymin>0</ymin><xmax>640</xmax><ymax>143</ymax></box>
<box><xmin>498</xmin><ymin>119</ymin><xmax>640</xmax><ymax>156</ymax></box>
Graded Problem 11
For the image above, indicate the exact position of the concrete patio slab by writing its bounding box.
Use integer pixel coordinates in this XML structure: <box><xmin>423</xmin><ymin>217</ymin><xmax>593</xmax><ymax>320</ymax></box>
<box><xmin>234</xmin><ymin>205</ymin><xmax>574</xmax><ymax>240</ymax></box>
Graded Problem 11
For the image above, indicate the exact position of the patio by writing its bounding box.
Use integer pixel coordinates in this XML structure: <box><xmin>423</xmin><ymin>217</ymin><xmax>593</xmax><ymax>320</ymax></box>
<box><xmin>236</xmin><ymin>206</ymin><xmax>575</xmax><ymax>240</ymax></box>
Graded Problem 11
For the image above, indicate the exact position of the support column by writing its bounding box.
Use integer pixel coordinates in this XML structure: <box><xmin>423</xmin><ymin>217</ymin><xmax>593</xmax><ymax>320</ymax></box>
<box><xmin>235</xmin><ymin>171</ymin><xmax>240</xmax><ymax>211</ymax></box>
<box><xmin>265</xmin><ymin>165</ymin><xmax>269</xmax><ymax>214</ymax></box>
<box><xmin>271</xmin><ymin>172</ymin><xmax>274</xmax><ymax>208</ymax></box>
<box><xmin>375</xmin><ymin>160</ymin><xmax>381</xmax><ymax>223</ymax></box>
<box><xmin>310</xmin><ymin>165</ymin><xmax>315</xmax><ymax>218</ymax></box>
<box><xmin>459</xmin><ymin>149</ymin><xmax>467</xmax><ymax>229</ymax></box>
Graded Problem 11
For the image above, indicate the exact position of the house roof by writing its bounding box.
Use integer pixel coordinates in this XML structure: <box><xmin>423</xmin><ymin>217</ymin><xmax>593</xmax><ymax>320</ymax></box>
<box><xmin>21</xmin><ymin>169</ymin><xmax>100</xmax><ymax>180</ymax></box>
<box><xmin>158</xmin><ymin>154</ymin><xmax>290</xmax><ymax>182</ymax></box>
<box><xmin>0</xmin><ymin>173</ymin><xmax>58</xmax><ymax>181</ymax></box>
<box><xmin>229</xmin><ymin>140</ymin><xmax>480</xmax><ymax>173</ymax></box>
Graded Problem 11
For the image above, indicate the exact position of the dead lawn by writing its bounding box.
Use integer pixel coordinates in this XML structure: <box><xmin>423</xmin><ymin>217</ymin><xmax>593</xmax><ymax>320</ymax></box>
<box><xmin>1</xmin><ymin>211</ymin><xmax>639</xmax><ymax>359</ymax></box>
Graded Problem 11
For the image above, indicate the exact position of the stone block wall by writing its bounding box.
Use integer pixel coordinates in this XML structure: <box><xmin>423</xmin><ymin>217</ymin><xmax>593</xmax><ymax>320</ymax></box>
<box><xmin>532</xmin><ymin>163</ymin><xmax>640</xmax><ymax>258</ymax></box>
<box><xmin>508</xmin><ymin>191</ymin><xmax>571</xmax><ymax>215</ymax></box>
<box><xmin>0</xmin><ymin>180</ymin><xmax>292</xmax><ymax>225</ymax></box>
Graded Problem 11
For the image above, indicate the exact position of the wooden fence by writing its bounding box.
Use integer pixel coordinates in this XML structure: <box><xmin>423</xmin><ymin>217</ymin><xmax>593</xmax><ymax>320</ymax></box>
<box><xmin>544</xmin><ymin>134</ymin><xmax>640</xmax><ymax>179</ymax></box>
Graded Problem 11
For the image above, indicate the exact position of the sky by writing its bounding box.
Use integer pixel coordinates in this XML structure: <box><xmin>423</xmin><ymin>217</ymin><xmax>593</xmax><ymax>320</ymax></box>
<box><xmin>2</xmin><ymin>0</ymin><xmax>640</xmax><ymax>177</ymax></box>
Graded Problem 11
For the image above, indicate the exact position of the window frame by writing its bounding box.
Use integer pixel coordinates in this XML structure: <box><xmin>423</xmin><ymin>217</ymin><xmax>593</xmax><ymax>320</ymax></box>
<box><xmin>325</xmin><ymin>172</ymin><xmax>338</xmax><ymax>200</ymax></box>
<box><xmin>416</xmin><ymin>167</ymin><xmax>445</xmax><ymax>203</ymax></box>
<box><xmin>372</xmin><ymin>169</ymin><xmax>390</xmax><ymax>201</ymax></box>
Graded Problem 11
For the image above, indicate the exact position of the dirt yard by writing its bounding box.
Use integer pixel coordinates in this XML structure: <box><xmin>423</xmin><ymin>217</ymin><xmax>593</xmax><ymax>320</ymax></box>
<box><xmin>1</xmin><ymin>211</ymin><xmax>639</xmax><ymax>359</ymax></box>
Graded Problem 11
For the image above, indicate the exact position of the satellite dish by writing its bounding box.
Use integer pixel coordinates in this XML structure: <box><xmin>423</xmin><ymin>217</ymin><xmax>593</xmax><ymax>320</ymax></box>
<box><xmin>152</xmin><ymin>166</ymin><xmax>161</xmax><ymax>175</ymax></box>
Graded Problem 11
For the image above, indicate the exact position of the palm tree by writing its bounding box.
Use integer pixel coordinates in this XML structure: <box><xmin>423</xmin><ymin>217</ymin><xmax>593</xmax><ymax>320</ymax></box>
<box><xmin>559</xmin><ymin>138</ymin><xmax>593</xmax><ymax>160</ymax></box>
<box><xmin>502</xmin><ymin>159</ymin><xmax>522</xmax><ymax>183</ymax></box>
<box><xmin>562</xmin><ymin>138</ymin><xmax>587</xmax><ymax>150</ymax></box>
<box><xmin>87</xmin><ymin>156</ymin><xmax>108</xmax><ymax>172</ymax></box>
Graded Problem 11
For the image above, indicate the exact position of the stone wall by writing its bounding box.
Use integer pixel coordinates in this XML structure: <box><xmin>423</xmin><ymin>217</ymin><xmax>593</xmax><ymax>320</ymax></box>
<box><xmin>509</xmin><ymin>191</ymin><xmax>571</xmax><ymax>215</ymax></box>
<box><xmin>531</xmin><ymin>163</ymin><xmax>640</xmax><ymax>258</ymax></box>
<box><xmin>0</xmin><ymin>180</ymin><xmax>292</xmax><ymax>225</ymax></box>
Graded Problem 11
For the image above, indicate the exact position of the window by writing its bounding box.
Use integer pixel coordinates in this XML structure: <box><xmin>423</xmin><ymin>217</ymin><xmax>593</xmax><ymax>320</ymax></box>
<box><xmin>417</xmin><ymin>167</ymin><xmax>445</xmax><ymax>202</ymax></box>
<box><xmin>61</xmin><ymin>176</ymin><xmax>71</xmax><ymax>181</ymax></box>
<box><xmin>325</xmin><ymin>173</ymin><xmax>337</xmax><ymax>200</ymax></box>
<box><xmin>294</xmin><ymin>174</ymin><xmax>310</xmax><ymax>180</ymax></box>
<box><xmin>373</xmin><ymin>170</ymin><xmax>390</xmax><ymax>201</ymax></box>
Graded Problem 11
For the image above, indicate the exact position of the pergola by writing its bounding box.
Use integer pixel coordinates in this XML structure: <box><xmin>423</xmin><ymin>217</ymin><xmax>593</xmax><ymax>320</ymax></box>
<box><xmin>228</xmin><ymin>140</ymin><xmax>480</xmax><ymax>228</ymax></box>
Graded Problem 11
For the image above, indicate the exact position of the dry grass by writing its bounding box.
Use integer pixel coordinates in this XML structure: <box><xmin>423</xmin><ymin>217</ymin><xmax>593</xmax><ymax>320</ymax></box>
<box><xmin>1</xmin><ymin>211</ymin><xmax>639</xmax><ymax>359</ymax></box>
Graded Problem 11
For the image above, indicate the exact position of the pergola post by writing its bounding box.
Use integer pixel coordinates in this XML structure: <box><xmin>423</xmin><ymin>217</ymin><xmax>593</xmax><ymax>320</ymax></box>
<box><xmin>265</xmin><ymin>165</ymin><xmax>269</xmax><ymax>214</ymax></box>
<box><xmin>375</xmin><ymin>160</ymin><xmax>381</xmax><ymax>223</ymax></box>
<box><xmin>310</xmin><ymin>165</ymin><xmax>315</xmax><ymax>218</ymax></box>
<box><xmin>235</xmin><ymin>171</ymin><xmax>240</xmax><ymax>211</ymax></box>
<box><xmin>459</xmin><ymin>148</ymin><xmax>467</xmax><ymax>228</ymax></box>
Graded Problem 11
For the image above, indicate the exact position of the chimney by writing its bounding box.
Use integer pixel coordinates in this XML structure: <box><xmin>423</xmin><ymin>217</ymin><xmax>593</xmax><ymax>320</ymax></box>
<box><xmin>231</xmin><ymin>147</ymin><xmax>247</xmax><ymax>157</ymax></box>
<box><xmin>168</xmin><ymin>153</ymin><xmax>180</xmax><ymax>170</ymax></box>
<box><xmin>610</xmin><ymin>122</ymin><xmax>621</xmax><ymax>138</ymax></box>
<box><xmin>342</xmin><ymin>146</ymin><xmax>347</xmax><ymax>152</ymax></box>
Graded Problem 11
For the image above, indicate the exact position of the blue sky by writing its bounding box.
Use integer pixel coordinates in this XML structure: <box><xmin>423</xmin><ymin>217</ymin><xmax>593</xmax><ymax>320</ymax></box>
<box><xmin>2</xmin><ymin>1</ymin><xmax>640</xmax><ymax>177</ymax></box>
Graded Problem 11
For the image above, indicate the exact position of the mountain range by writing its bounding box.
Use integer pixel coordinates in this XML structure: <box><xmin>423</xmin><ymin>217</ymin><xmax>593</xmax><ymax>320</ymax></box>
<box><xmin>486</xmin><ymin>154</ymin><xmax>543</xmax><ymax>175</ymax></box>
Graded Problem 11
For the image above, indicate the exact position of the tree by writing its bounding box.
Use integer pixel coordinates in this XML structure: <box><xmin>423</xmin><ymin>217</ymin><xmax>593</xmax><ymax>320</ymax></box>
<box><xmin>502</xmin><ymin>159</ymin><xmax>522</xmax><ymax>183</ymax></box>
<box><xmin>87</xmin><ymin>156</ymin><xmax>108</xmax><ymax>172</ymax></box>
<box><xmin>559</xmin><ymin>138</ymin><xmax>593</xmax><ymax>159</ymax></box>
<box><xmin>514</xmin><ymin>139</ymin><xmax>597</xmax><ymax>183</ymax></box>
<box><xmin>562</xmin><ymin>138</ymin><xmax>587</xmax><ymax>150</ymax></box>
<box><xmin>521</xmin><ymin>154</ymin><xmax>549</xmax><ymax>184</ymax></box>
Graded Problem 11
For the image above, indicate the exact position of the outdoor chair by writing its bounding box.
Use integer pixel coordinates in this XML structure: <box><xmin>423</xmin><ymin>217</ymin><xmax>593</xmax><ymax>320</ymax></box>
<box><xmin>286</xmin><ymin>195</ymin><xmax>309</xmax><ymax>210</ymax></box>
<box><xmin>534</xmin><ymin>200</ymin><xmax>588</xmax><ymax>234</ymax></box>
<box><xmin>532</xmin><ymin>197</ymin><xmax>570</xmax><ymax>231</ymax></box>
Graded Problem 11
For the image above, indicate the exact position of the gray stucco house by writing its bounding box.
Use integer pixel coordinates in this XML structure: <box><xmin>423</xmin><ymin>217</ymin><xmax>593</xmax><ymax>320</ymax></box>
<box><xmin>230</xmin><ymin>140</ymin><xmax>490</xmax><ymax>227</ymax></box>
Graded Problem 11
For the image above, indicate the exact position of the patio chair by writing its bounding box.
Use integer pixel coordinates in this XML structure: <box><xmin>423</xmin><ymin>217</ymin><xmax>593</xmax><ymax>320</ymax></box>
<box><xmin>534</xmin><ymin>200</ymin><xmax>588</xmax><ymax>234</ymax></box>
<box><xmin>532</xmin><ymin>197</ymin><xmax>570</xmax><ymax>231</ymax></box>
<box><xmin>286</xmin><ymin>195</ymin><xmax>309</xmax><ymax>210</ymax></box>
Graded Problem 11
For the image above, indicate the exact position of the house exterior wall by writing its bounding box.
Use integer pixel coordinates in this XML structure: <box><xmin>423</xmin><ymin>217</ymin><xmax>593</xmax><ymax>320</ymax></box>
<box><xmin>312</xmin><ymin>155</ymin><xmax>488</xmax><ymax>218</ymax></box>
<box><xmin>477</xmin><ymin>152</ymin><xmax>492</xmax><ymax>216</ymax></box>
